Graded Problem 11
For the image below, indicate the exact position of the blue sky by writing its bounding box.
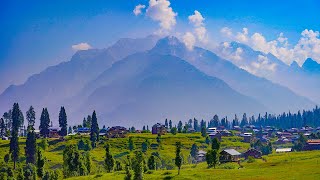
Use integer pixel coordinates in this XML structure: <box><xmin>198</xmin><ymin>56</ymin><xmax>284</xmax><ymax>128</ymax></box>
<box><xmin>1</xmin><ymin>0</ymin><xmax>320</xmax><ymax>93</ymax></box>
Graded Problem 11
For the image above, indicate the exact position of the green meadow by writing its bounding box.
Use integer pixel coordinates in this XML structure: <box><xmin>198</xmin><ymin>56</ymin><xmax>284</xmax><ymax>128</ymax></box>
<box><xmin>0</xmin><ymin>133</ymin><xmax>319</xmax><ymax>179</ymax></box>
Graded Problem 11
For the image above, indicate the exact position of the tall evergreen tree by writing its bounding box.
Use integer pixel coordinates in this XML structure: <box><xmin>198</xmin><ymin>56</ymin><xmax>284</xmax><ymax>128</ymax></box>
<box><xmin>175</xmin><ymin>142</ymin><xmax>182</xmax><ymax>175</ymax></box>
<box><xmin>104</xmin><ymin>144</ymin><xmax>114</xmax><ymax>173</ymax></box>
<box><xmin>177</xmin><ymin>121</ymin><xmax>183</xmax><ymax>133</ymax></box>
<box><xmin>0</xmin><ymin>118</ymin><xmax>5</xmax><ymax>137</ymax></box>
<box><xmin>25</xmin><ymin>129</ymin><xmax>37</xmax><ymax>164</ymax></box>
<box><xmin>169</xmin><ymin>120</ymin><xmax>172</xmax><ymax>129</ymax></box>
<box><xmin>58</xmin><ymin>106</ymin><xmax>68</xmax><ymax>136</ymax></box>
<box><xmin>10</xmin><ymin>103</ymin><xmax>20</xmax><ymax>169</ymax></box>
<box><xmin>26</xmin><ymin>106</ymin><xmax>36</xmax><ymax>130</ymax></box>
<box><xmin>128</xmin><ymin>137</ymin><xmax>135</xmax><ymax>151</ymax></box>
<box><xmin>37</xmin><ymin>148</ymin><xmax>45</xmax><ymax>178</ymax></box>
<box><xmin>39</xmin><ymin>108</ymin><xmax>50</xmax><ymax>137</ymax></box>
<box><xmin>165</xmin><ymin>119</ymin><xmax>168</xmax><ymax>128</ymax></box>
<box><xmin>90</xmin><ymin>111</ymin><xmax>99</xmax><ymax>144</ymax></box>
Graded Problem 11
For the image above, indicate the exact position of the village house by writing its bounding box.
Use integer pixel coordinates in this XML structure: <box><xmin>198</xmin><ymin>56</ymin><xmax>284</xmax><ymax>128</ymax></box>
<box><xmin>196</xmin><ymin>150</ymin><xmax>207</xmax><ymax>162</ymax></box>
<box><xmin>274</xmin><ymin>137</ymin><xmax>291</xmax><ymax>145</ymax></box>
<box><xmin>219</xmin><ymin>149</ymin><xmax>241</xmax><ymax>163</ymax></box>
<box><xmin>232</xmin><ymin>126</ymin><xmax>241</xmax><ymax>131</ymax></box>
<box><xmin>276</xmin><ymin>132</ymin><xmax>293</xmax><ymax>139</ymax></box>
<box><xmin>242</xmin><ymin>133</ymin><xmax>253</xmax><ymax>143</ymax></box>
<box><xmin>99</xmin><ymin>127</ymin><xmax>109</xmax><ymax>137</ymax></box>
<box><xmin>207</xmin><ymin>127</ymin><xmax>217</xmax><ymax>134</ymax></box>
<box><xmin>304</xmin><ymin>139</ymin><xmax>320</xmax><ymax>151</ymax></box>
<box><xmin>106</xmin><ymin>126</ymin><xmax>128</xmax><ymax>138</ymax></box>
<box><xmin>275</xmin><ymin>148</ymin><xmax>292</xmax><ymax>153</ymax></box>
<box><xmin>76</xmin><ymin>127</ymin><xmax>90</xmax><ymax>134</ymax></box>
<box><xmin>209</xmin><ymin>132</ymin><xmax>222</xmax><ymax>141</ymax></box>
<box><xmin>152</xmin><ymin>123</ymin><xmax>167</xmax><ymax>135</ymax></box>
<box><xmin>48</xmin><ymin>127</ymin><xmax>60</xmax><ymax>138</ymax></box>
<box><xmin>219</xmin><ymin>129</ymin><xmax>232</xmax><ymax>136</ymax></box>
<box><xmin>243</xmin><ymin>149</ymin><xmax>262</xmax><ymax>159</ymax></box>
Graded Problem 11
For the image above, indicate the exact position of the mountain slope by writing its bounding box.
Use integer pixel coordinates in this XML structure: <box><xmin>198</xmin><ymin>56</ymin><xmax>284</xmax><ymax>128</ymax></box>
<box><xmin>75</xmin><ymin>52</ymin><xmax>266</xmax><ymax>126</ymax></box>
<box><xmin>150</xmin><ymin>37</ymin><xmax>315</xmax><ymax>113</ymax></box>
<box><xmin>215</xmin><ymin>41</ymin><xmax>320</xmax><ymax>104</ymax></box>
<box><xmin>302</xmin><ymin>58</ymin><xmax>320</xmax><ymax>74</ymax></box>
<box><xmin>0</xmin><ymin>35</ymin><xmax>159</xmax><ymax>119</ymax></box>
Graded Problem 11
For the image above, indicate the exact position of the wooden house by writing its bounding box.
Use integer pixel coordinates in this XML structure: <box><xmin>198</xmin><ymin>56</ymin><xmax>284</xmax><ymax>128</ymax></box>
<box><xmin>152</xmin><ymin>123</ymin><xmax>167</xmax><ymax>135</ymax></box>
<box><xmin>220</xmin><ymin>149</ymin><xmax>241</xmax><ymax>163</ymax></box>
<box><xmin>243</xmin><ymin>149</ymin><xmax>262</xmax><ymax>159</ymax></box>
<box><xmin>106</xmin><ymin>126</ymin><xmax>128</xmax><ymax>138</ymax></box>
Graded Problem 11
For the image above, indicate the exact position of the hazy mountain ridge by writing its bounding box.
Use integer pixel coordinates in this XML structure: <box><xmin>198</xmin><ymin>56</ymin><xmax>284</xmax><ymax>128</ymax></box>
<box><xmin>0</xmin><ymin>35</ymin><xmax>316</xmax><ymax>126</ymax></box>
<box><xmin>151</xmin><ymin>37</ymin><xmax>315</xmax><ymax>113</ymax></box>
<box><xmin>74</xmin><ymin>52</ymin><xmax>266</xmax><ymax>125</ymax></box>
<box><xmin>215</xmin><ymin>41</ymin><xmax>320</xmax><ymax>104</ymax></box>
<box><xmin>0</xmin><ymin>36</ymin><xmax>159</xmax><ymax>121</ymax></box>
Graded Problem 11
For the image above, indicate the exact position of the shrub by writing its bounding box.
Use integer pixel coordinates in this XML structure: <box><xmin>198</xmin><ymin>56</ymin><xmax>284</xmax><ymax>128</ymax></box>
<box><xmin>247</xmin><ymin>156</ymin><xmax>256</xmax><ymax>163</ymax></box>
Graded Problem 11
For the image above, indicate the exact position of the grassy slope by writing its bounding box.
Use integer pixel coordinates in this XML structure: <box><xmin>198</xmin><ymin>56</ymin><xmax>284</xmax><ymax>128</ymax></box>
<box><xmin>0</xmin><ymin>133</ymin><xmax>319</xmax><ymax>179</ymax></box>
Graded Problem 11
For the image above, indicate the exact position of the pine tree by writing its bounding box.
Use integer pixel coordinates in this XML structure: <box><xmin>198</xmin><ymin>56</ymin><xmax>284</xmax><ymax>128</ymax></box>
<box><xmin>0</xmin><ymin>118</ymin><xmax>5</xmax><ymax>137</ymax></box>
<box><xmin>128</xmin><ymin>137</ymin><xmax>135</xmax><ymax>151</ymax></box>
<box><xmin>104</xmin><ymin>144</ymin><xmax>114</xmax><ymax>173</ymax></box>
<box><xmin>201</xmin><ymin>126</ymin><xmax>206</xmax><ymax>137</ymax></box>
<box><xmin>37</xmin><ymin>148</ymin><xmax>45</xmax><ymax>178</ymax></box>
<box><xmin>141</xmin><ymin>139</ymin><xmax>149</xmax><ymax>153</ymax></box>
<box><xmin>147</xmin><ymin>155</ymin><xmax>155</xmax><ymax>170</ymax></box>
<box><xmin>177</xmin><ymin>121</ymin><xmax>183</xmax><ymax>133</ymax></box>
<box><xmin>211</xmin><ymin>138</ymin><xmax>220</xmax><ymax>151</ymax></box>
<box><xmin>25</xmin><ymin>129</ymin><xmax>37</xmax><ymax>164</ymax></box>
<box><xmin>90</xmin><ymin>111</ymin><xmax>99</xmax><ymax>147</ymax></box>
<box><xmin>169</xmin><ymin>120</ymin><xmax>172</xmax><ymax>129</ymax></box>
<box><xmin>10</xmin><ymin>103</ymin><xmax>20</xmax><ymax>169</ymax></box>
<box><xmin>39</xmin><ymin>108</ymin><xmax>50</xmax><ymax>137</ymax></box>
<box><xmin>86</xmin><ymin>115</ymin><xmax>92</xmax><ymax>128</ymax></box>
<box><xmin>58</xmin><ymin>106</ymin><xmax>68</xmax><ymax>136</ymax></box>
<box><xmin>24</xmin><ymin>163</ymin><xmax>37</xmax><ymax>180</ymax></box>
<box><xmin>165</xmin><ymin>119</ymin><xmax>168</xmax><ymax>128</ymax></box>
<box><xmin>132</xmin><ymin>151</ymin><xmax>144</xmax><ymax>180</ymax></box>
<box><xmin>26</xmin><ymin>106</ymin><xmax>36</xmax><ymax>130</ymax></box>
<box><xmin>190</xmin><ymin>143</ymin><xmax>199</xmax><ymax>160</ymax></box>
<box><xmin>175</xmin><ymin>142</ymin><xmax>182</xmax><ymax>175</ymax></box>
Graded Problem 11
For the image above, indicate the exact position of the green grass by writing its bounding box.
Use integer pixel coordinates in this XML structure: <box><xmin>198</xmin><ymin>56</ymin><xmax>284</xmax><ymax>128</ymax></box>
<box><xmin>0</xmin><ymin>133</ymin><xmax>319</xmax><ymax>179</ymax></box>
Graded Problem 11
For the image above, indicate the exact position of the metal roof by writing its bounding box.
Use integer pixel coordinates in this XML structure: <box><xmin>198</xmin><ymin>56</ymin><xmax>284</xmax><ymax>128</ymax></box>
<box><xmin>222</xmin><ymin>149</ymin><xmax>241</xmax><ymax>156</ymax></box>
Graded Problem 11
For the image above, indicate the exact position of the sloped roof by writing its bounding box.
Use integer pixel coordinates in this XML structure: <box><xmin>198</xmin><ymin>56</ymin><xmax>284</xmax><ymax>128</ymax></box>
<box><xmin>221</xmin><ymin>149</ymin><xmax>241</xmax><ymax>156</ymax></box>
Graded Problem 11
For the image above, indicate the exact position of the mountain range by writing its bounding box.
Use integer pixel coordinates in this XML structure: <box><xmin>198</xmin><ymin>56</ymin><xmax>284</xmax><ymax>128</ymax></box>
<box><xmin>215</xmin><ymin>41</ymin><xmax>320</xmax><ymax>104</ymax></box>
<box><xmin>0</xmin><ymin>36</ymin><xmax>317</xmax><ymax>126</ymax></box>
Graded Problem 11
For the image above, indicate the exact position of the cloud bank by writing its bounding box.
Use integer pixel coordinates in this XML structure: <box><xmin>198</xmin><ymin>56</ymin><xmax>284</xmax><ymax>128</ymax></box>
<box><xmin>220</xmin><ymin>27</ymin><xmax>320</xmax><ymax>65</ymax></box>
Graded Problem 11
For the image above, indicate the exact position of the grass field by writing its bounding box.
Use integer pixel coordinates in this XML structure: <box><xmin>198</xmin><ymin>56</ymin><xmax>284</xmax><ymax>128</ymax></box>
<box><xmin>0</xmin><ymin>133</ymin><xmax>319</xmax><ymax>179</ymax></box>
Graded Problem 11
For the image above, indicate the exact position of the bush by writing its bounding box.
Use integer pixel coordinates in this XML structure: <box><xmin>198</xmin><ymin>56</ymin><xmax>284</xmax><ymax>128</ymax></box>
<box><xmin>247</xmin><ymin>156</ymin><xmax>256</xmax><ymax>163</ymax></box>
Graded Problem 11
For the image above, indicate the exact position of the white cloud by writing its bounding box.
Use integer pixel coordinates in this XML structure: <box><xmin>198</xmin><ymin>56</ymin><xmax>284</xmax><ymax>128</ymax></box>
<box><xmin>218</xmin><ymin>42</ymin><xmax>243</xmax><ymax>61</ymax></box>
<box><xmin>188</xmin><ymin>10</ymin><xmax>207</xmax><ymax>44</ymax></box>
<box><xmin>240</xmin><ymin>55</ymin><xmax>277</xmax><ymax>76</ymax></box>
<box><xmin>195</xmin><ymin>26</ymin><xmax>207</xmax><ymax>43</ymax></box>
<box><xmin>183</xmin><ymin>32</ymin><xmax>196</xmax><ymax>50</ymax></box>
<box><xmin>133</xmin><ymin>4</ymin><xmax>146</xmax><ymax>16</ymax></box>
<box><xmin>220</xmin><ymin>27</ymin><xmax>320</xmax><ymax>65</ymax></box>
<box><xmin>235</xmin><ymin>28</ymin><xmax>249</xmax><ymax>43</ymax></box>
<box><xmin>146</xmin><ymin>0</ymin><xmax>177</xmax><ymax>34</ymax></box>
<box><xmin>188</xmin><ymin>10</ymin><xmax>204</xmax><ymax>27</ymax></box>
<box><xmin>220</xmin><ymin>27</ymin><xmax>233</xmax><ymax>37</ymax></box>
<box><xmin>72</xmin><ymin>43</ymin><xmax>92</xmax><ymax>51</ymax></box>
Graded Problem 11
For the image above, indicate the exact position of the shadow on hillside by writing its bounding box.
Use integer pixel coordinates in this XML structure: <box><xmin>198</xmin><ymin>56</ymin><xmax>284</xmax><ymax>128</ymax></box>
<box><xmin>50</xmin><ymin>144</ymin><xmax>66</xmax><ymax>152</ymax></box>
